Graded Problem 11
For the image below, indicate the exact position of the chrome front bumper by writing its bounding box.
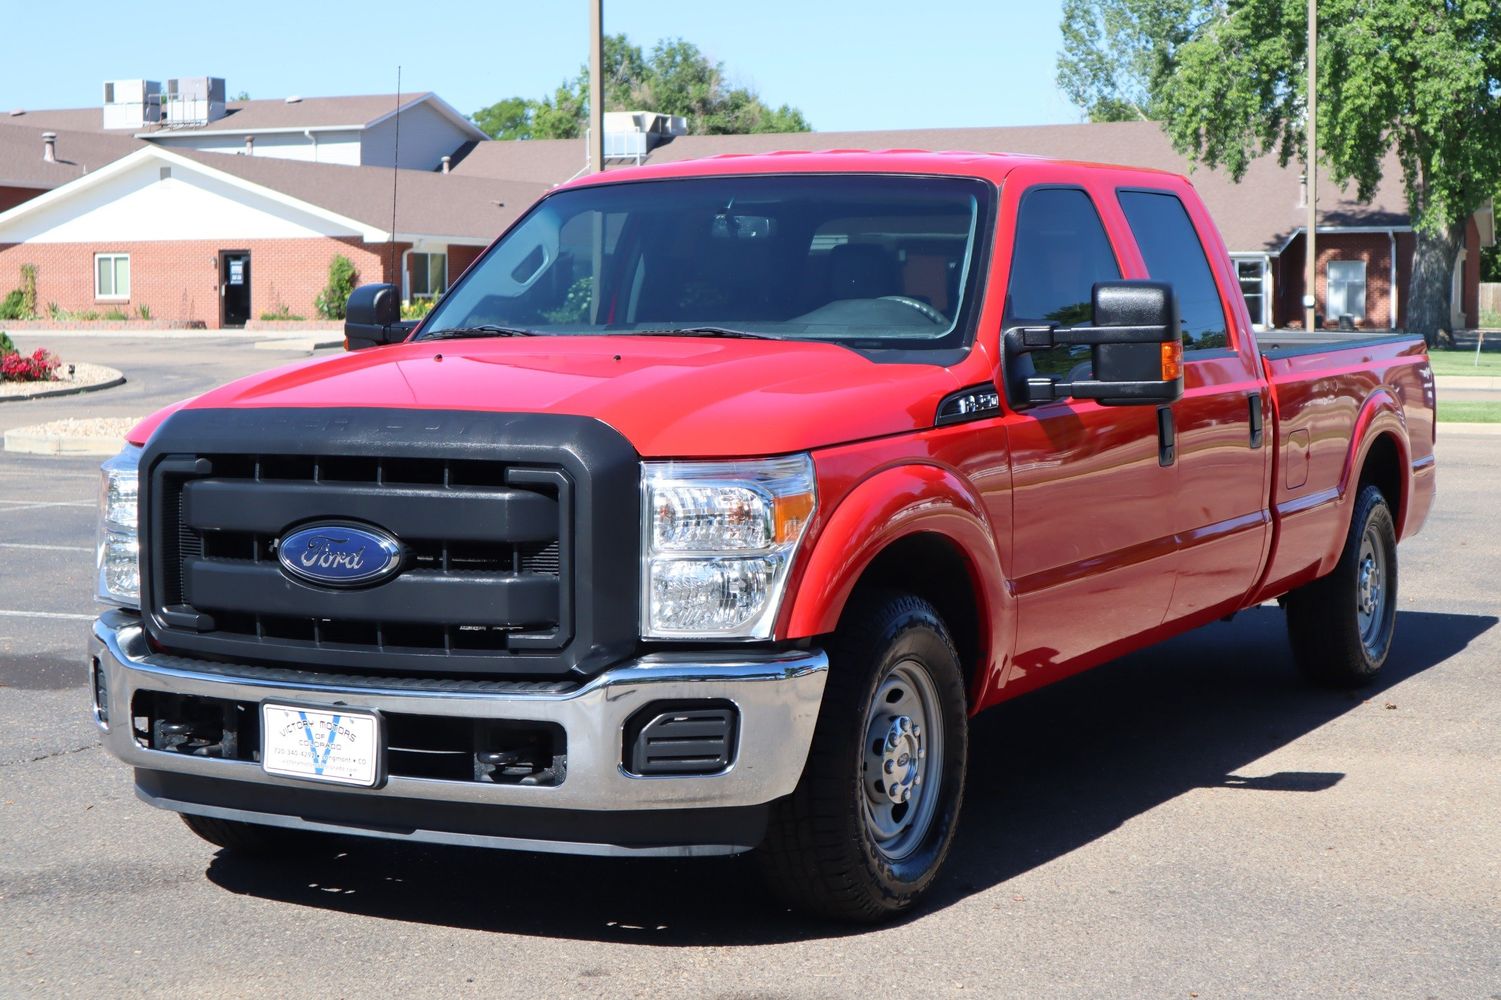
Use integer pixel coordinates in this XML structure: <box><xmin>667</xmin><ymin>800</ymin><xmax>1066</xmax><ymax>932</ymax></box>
<box><xmin>90</xmin><ymin>611</ymin><xmax>828</xmax><ymax>856</ymax></box>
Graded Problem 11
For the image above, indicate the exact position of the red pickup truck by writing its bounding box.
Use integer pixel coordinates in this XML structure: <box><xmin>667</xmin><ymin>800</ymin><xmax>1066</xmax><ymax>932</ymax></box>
<box><xmin>92</xmin><ymin>150</ymin><xmax>1436</xmax><ymax>921</ymax></box>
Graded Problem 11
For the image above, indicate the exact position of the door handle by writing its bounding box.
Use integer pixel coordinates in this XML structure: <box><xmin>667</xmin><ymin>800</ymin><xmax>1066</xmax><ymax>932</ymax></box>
<box><xmin>1248</xmin><ymin>392</ymin><xmax>1264</xmax><ymax>448</ymax></box>
<box><xmin>1157</xmin><ymin>406</ymin><xmax>1175</xmax><ymax>467</ymax></box>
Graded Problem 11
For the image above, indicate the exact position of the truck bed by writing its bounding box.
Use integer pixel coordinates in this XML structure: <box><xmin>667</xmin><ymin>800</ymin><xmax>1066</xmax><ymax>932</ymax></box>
<box><xmin>1252</xmin><ymin>333</ymin><xmax>1435</xmax><ymax>602</ymax></box>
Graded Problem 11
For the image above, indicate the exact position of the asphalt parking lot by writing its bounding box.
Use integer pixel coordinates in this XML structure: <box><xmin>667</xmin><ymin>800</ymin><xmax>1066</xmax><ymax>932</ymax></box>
<box><xmin>1</xmin><ymin>337</ymin><xmax>1498</xmax><ymax>999</ymax></box>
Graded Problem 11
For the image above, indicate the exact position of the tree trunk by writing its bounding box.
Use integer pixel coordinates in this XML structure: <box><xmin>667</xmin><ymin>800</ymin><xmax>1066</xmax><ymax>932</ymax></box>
<box><xmin>1407</xmin><ymin>222</ymin><xmax>1465</xmax><ymax>347</ymax></box>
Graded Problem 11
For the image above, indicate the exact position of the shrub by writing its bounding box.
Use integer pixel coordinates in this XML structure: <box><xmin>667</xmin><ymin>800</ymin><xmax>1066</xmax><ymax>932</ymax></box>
<box><xmin>401</xmin><ymin>298</ymin><xmax>436</xmax><ymax>320</ymax></box>
<box><xmin>314</xmin><ymin>255</ymin><xmax>358</xmax><ymax>320</ymax></box>
<box><xmin>0</xmin><ymin>288</ymin><xmax>25</xmax><ymax>320</ymax></box>
<box><xmin>102</xmin><ymin>307</ymin><xmax>129</xmax><ymax>320</ymax></box>
<box><xmin>136</xmin><ymin>304</ymin><xmax>152</xmax><ymax>321</ymax></box>
<box><xmin>19</xmin><ymin>264</ymin><xmax>36</xmax><ymax>318</ymax></box>
<box><xmin>0</xmin><ymin>348</ymin><xmax>60</xmax><ymax>383</ymax></box>
<box><xmin>260</xmin><ymin>304</ymin><xmax>306</xmax><ymax>322</ymax></box>
<box><xmin>0</xmin><ymin>331</ymin><xmax>15</xmax><ymax>355</ymax></box>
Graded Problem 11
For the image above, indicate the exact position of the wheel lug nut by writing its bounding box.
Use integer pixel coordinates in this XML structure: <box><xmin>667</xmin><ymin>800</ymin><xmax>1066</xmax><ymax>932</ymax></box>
<box><xmin>911</xmin><ymin>724</ymin><xmax>921</xmax><ymax>738</ymax></box>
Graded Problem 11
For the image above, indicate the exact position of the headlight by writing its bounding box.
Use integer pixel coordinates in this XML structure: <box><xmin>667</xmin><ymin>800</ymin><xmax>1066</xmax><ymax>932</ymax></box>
<box><xmin>642</xmin><ymin>455</ymin><xmax>816</xmax><ymax>639</ymax></box>
<box><xmin>97</xmin><ymin>444</ymin><xmax>142</xmax><ymax>609</ymax></box>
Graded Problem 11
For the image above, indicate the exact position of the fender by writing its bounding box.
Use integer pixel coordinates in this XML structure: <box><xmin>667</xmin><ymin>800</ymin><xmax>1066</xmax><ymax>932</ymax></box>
<box><xmin>1315</xmin><ymin>389</ymin><xmax>1410</xmax><ymax>576</ymax></box>
<box><xmin>784</xmin><ymin>463</ymin><xmax>1014</xmax><ymax>709</ymax></box>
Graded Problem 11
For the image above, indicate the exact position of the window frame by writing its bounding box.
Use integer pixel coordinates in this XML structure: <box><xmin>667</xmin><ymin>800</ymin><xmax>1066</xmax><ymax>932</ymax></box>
<box><xmin>1114</xmin><ymin>186</ymin><xmax>1236</xmax><ymax>355</ymax></box>
<box><xmin>94</xmin><ymin>252</ymin><xmax>130</xmax><ymax>302</ymax></box>
<box><xmin>407</xmin><ymin>251</ymin><xmax>448</xmax><ymax>301</ymax></box>
<box><xmin>1232</xmin><ymin>255</ymin><xmax>1270</xmax><ymax>330</ymax></box>
<box><xmin>1326</xmin><ymin>259</ymin><xmax>1367</xmax><ymax>321</ymax></box>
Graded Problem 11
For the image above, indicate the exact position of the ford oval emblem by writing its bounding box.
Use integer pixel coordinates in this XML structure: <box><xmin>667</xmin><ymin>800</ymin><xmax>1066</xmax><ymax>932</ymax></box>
<box><xmin>276</xmin><ymin>522</ymin><xmax>403</xmax><ymax>587</ymax></box>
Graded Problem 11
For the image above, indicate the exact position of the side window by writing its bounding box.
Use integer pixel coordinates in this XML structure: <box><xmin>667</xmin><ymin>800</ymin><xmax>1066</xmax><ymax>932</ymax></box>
<box><xmin>1118</xmin><ymin>190</ymin><xmax>1229</xmax><ymax>351</ymax></box>
<box><xmin>1004</xmin><ymin>188</ymin><xmax>1121</xmax><ymax>377</ymax></box>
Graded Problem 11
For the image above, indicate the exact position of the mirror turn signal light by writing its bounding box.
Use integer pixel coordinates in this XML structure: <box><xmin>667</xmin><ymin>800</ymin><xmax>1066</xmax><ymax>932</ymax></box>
<box><xmin>1161</xmin><ymin>341</ymin><xmax>1184</xmax><ymax>381</ymax></box>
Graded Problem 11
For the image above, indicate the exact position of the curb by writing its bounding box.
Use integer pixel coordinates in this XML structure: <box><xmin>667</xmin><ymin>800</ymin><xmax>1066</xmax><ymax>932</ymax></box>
<box><xmin>0</xmin><ymin>371</ymin><xmax>126</xmax><ymax>404</ymax></box>
<box><xmin>1437</xmin><ymin>422</ymin><xmax>1501</xmax><ymax>435</ymax></box>
<box><xmin>3</xmin><ymin>429</ymin><xmax>126</xmax><ymax>456</ymax></box>
<box><xmin>252</xmin><ymin>337</ymin><xmax>343</xmax><ymax>353</ymax></box>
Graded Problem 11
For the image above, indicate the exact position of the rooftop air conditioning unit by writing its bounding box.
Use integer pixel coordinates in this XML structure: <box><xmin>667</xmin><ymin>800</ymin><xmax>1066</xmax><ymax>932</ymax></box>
<box><xmin>101</xmin><ymin>80</ymin><xmax>162</xmax><ymax>130</ymax></box>
<box><xmin>162</xmin><ymin>77</ymin><xmax>227</xmax><ymax>126</ymax></box>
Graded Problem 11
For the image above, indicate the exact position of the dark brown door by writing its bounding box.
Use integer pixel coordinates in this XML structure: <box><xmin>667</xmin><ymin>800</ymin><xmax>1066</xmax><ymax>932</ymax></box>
<box><xmin>221</xmin><ymin>252</ymin><xmax>251</xmax><ymax>327</ymax></box>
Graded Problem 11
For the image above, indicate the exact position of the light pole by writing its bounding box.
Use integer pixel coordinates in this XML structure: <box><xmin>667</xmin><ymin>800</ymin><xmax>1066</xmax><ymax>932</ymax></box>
<box><xmin>1304</xmin><ymin>0</ymin><xmax>1317</xmax><ymax>331</ymax></box>
<box><xmin>589</xmin><ymin>0</ymin><xmax>604</xmax><ymax>174</ymax></box>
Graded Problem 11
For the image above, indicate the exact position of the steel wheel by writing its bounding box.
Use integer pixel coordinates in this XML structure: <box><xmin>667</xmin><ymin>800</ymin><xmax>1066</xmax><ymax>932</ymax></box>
<box><xmin>1355</xmin><ymin>523</ymin><xmax>1389</xmax><ymax>656</ymax></box>
<box><xmin>860</xmin><ymin>657</ymin><xmax>944</xmax><ymax>862</ymax></box>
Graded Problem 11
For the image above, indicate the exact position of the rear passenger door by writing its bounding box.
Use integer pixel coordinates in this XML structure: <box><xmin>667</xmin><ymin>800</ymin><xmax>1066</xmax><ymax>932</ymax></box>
<box><xmin>1115</xmin><ymin>188</ymin><xmax>1271</xmax><ymax>622</ymax></box>
<box><xmin>1002</xmin><ymin>180</ymin><xmax>1179</xmax><ymax>688</ymax></box>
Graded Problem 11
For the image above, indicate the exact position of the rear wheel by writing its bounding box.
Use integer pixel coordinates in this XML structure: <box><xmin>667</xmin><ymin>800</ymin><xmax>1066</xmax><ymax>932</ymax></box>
<box><xmin>1285</xmin><ymin>484</ymin><xmax>1398</xmax><ymax>686</ymax></box>
<box><xmin>758</xmin><ymin>590</ymin><xmax>968</xmax><ymax>922</ymax></box>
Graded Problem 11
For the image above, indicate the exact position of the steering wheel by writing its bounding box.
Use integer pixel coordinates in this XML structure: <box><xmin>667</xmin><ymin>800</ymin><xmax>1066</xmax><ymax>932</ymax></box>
<box><xmin>878</xmin><ymin>295</ymin><xmax>948</xmax><ymax>325</ymax></box>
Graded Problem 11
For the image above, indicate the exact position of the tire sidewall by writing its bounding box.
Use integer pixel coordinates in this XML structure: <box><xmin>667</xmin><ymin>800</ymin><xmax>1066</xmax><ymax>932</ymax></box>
<box><xmin>848</xmin><ymin>604</ymin><xmax>968</xmax><ymax>901</ymax></box>
<box><xmin>1354</xmin><ymin>488</ymin><xmax>1398</xmax><ymax>672</ymax></box>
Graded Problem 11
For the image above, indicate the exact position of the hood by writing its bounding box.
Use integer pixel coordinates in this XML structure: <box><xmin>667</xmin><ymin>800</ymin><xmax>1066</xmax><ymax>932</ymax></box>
<box><xmin>129</xmin><ymin>336</ymin><xmax>969</xmax><ymax>457</ymax></box>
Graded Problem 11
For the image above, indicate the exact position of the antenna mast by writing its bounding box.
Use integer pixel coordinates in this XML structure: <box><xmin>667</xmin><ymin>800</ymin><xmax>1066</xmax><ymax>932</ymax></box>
<box><xmin>389</xmin><ymin>67</ymin><xmax>402</xmax><ymax>293</ymax></box>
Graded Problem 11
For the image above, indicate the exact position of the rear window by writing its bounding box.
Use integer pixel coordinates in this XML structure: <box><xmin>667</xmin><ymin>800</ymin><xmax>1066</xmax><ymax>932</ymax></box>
<box><xmin>1118</xmin><ymin>190</ymin><xmax>1230</xmax><ymax>351</ymax></box>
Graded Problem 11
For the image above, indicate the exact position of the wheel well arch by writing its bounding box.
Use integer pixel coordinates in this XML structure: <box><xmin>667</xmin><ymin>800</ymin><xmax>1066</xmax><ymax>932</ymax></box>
<box><xmin>1358</xmin><ymin>432</ymin><xmax>1404</xmax><ymax>529</ymax></box>
<box><xmin>840</xmin><ymin>531</ymin><xmax>985</xmax><ymax>694</ymax></box>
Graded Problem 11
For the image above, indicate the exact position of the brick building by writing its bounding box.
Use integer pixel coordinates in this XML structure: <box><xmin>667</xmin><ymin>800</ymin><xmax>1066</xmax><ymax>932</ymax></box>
<box><xmin>0</xmin><ymin>145</ymin><xmax>543</xmax><ymax>327</ymax></box>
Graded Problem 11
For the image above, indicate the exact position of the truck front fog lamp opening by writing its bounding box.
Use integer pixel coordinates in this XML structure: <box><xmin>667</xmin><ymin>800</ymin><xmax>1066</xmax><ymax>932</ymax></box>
<box><xmin>97</xmin><ymin>443</ymin><xmax>142</xmax><ymax>609</ymax></box>
<box><xmin>642</xmin><ymin>454</ymin><xmax>816</xmax><ymax>640</ymax></box>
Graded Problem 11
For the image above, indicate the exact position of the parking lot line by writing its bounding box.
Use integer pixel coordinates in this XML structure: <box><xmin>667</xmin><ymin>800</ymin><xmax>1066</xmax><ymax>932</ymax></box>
<box><xmin>0</xmin><ymin>542</ymin><xmax>92</xmax><ymax>552</ymax></box>
<box><xmin>0</xmin><ymin>500</ymin><xmax>96</xmax><ymax>510</ymax></box>
<box><xmin>0</xmin><ymin>609</ymin><xmax>96</xmax><ymax>621</ymax></box>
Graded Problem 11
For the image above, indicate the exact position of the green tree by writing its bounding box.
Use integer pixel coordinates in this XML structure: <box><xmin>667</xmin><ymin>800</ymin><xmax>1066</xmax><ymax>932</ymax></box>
<box><xmin>471</xmin><ymin>97</ymin><xmax>533</xmax><ymax>140</ymax></box>
<box><xmin>470</xmin><ymin>33</ymin><xmax>811</xmax><ymax>140</ymax></box>
<box><xmin>1057</xmin><ymin>0</ymin><xmax>1210</xmax><ymax>121</ymax></box>
<box><xmin>1156</xmin><ymin>0</ymin><xmax>1501</xmax><ymax>343</ymax></box>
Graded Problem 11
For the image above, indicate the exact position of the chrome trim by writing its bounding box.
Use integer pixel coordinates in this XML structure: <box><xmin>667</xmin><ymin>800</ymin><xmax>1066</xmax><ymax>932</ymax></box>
<box><xmin>92</xmin><ymin>611</ymin><xmax>827</xmax><ymax>813</ymax></box>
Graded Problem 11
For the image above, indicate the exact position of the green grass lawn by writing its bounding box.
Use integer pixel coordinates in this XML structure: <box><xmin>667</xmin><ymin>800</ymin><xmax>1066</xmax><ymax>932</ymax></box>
<box><xmin>1437</xmin><ymin>400</ymin><xmax>1501</xmax><ymax>423</ymax></box>
<box><xmin>1427</xmin><ymin>347</ymin><xmax>1501</xmax><ymax>377</ymax></box>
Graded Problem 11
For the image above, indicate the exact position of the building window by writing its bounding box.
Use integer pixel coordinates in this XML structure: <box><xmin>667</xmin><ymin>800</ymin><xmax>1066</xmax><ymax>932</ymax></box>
<box><xmin>1327</xmin><ymin>260</ymin><xmax>1366</xmax><ymax>321</ymax></box>
<box><xmin>95</xmin><ymin>253</ymin><xmax>130</xmax><ymax>300</ymax></box>
<box><xmin>1235</xmin><ymin>257</ymin><xmax>1268</xmax><ymax>328</ymax></box>
<box><xmin>408</xmin><ymin>252</ymin><xmax>447</xmax><ymax>299</ymax></box>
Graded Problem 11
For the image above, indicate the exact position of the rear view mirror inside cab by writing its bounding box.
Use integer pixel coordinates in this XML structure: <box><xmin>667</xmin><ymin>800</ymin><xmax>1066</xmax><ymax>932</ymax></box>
<box><xmin>999</xmin><ymin>280</ymin><xmax>1185</xmax><ymax>408</ymax></box>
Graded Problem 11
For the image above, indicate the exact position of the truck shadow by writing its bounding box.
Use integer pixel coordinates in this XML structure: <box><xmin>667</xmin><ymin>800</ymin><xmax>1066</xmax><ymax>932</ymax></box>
<box><xmin>204</xmin><ymin>607</ymin><xmax>1494</xmax><ymax>944</ymax></box>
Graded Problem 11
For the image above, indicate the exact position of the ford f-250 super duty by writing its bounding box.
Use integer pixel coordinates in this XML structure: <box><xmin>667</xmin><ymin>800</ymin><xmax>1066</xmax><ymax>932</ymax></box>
<box><xmin>91</xmin><ymin>150</ymin><xmax>1436</xmax><ymax>921</ymax></box>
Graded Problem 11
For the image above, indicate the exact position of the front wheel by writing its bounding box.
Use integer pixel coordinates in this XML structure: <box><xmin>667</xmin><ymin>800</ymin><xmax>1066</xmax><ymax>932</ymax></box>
<box><xmin>1285</xmin><ymin>483</ymin><xmax>1398</xmax><ymax>686</ymax></box>
<box><xmin>758</xmin><ymin>590</ymin><xmax>968</xmax><ymax>922</ymax></box>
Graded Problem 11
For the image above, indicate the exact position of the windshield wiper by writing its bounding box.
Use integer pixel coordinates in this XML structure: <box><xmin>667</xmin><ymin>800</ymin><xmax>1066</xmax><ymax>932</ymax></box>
<box><xmin>422</xmin><ymin>325</ymin><xmax>541</xmax><ymax>340</ymax></box>
<box><xmin>631</xmin><ymin>326</ymin><xmax>777</xmax><ymax>340</ymax></box>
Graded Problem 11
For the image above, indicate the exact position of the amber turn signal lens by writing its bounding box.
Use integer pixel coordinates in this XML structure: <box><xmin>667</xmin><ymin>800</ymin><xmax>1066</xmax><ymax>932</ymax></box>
<box><xmin>774</xmin><ymin>492</ymin><xmax>816</xmax><ymax>544</ymax></box>
<box><xmin>1161</xmin><ymin>341</ymin><xmax>1183</xmax><ymax>381</ymax></box>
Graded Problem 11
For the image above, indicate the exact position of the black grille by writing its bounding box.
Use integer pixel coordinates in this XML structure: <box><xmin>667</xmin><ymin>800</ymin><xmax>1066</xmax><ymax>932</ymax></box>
<box><xmin>141</xmin><ymin>408</ymin><xmax>640</xmax><ymax>679</ymax></box>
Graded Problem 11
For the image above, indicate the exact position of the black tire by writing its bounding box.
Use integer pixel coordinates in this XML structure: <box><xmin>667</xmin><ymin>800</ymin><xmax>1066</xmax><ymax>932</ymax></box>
<box><xmin>1285</xmin><ymin>483</ymin><xmax>1398</xmax><ymax>687</ymax></box>
<box><xmin>758</xmin><ymin>590</ymin><xmax>968</xmax><ymax>922</ymax></box>
<box><xmin>179</xmin><ymin>812</ymin><xmax>329</xmax><ymax>856</ymax></box>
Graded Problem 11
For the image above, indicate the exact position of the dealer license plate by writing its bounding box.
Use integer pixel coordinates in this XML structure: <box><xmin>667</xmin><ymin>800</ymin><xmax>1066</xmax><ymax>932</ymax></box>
<box><xmin>261</xmin><ymin>703</ymin><xmax>381</xmax><ymax>787</ymax></box>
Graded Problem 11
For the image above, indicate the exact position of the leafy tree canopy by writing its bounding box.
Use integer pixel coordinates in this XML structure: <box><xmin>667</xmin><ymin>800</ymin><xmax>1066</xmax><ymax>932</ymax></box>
<box><xmin>472</xmin><ymin>34</ymin><xmax>811</xmax><ymax>140</ymax></box>
<box><xmin>1058</xmin><ymin>0</ymin><xmax>1501</xmax><ymax>339</ymax></box>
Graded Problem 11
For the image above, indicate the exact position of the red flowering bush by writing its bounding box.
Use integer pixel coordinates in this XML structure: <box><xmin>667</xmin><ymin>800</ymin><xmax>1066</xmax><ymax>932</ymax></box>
<box><xmin>0</xmin><ymin>348</ymin><xmax>61</xmax><ymax>383</ymax></box>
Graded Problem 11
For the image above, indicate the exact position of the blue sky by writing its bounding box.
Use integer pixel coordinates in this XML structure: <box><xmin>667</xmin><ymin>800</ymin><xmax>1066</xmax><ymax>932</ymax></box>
<box><xmin>4</xmin><ymin>0</ymin><xmax>1080</xmax><ymax>131</ymax></box>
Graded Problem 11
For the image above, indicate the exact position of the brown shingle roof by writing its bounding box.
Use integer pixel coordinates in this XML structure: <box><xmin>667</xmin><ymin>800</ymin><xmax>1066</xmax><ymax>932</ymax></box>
<box><xmin>0</xmin><ymin>122</ymin><xmax>143</xmax><ymax>189</ymax></box>
<box><xmin>172</xmin><ymin>149</ymin><xmax>547</xmax><ymax>241</ymax></box>
<box><xmin>4</xmin><ymin>93</ymin><xmax>484</xmax><ymax>138</ymax></box>
<box><xmin>450</xmin><ymin>121</ymin><xmax>1412</xmax><ymax>254</ymax></box>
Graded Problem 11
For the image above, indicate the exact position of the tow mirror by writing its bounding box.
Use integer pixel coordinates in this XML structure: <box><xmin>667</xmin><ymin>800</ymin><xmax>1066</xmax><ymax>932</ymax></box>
<box><xmin>344</xmin><ymin>284</ymin><xmax>411</xmax><ymax>351</ymax></box>
<box><xmin>1000</xmin><ymin>280</ymin><xmax>1184</xmax><ymax>408</ymax></box>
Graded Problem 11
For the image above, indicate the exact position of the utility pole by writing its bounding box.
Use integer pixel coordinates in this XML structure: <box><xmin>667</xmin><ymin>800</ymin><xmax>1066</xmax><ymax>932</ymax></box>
<box><xmin>1304</xmin><ymin>0</ymin><xmax>1318</xmax><ymax>331</ymax></box>
<box><xmin>589</xmin><ymin>0</ymin><xmax>604</xmax><ymax>173</ymax></box>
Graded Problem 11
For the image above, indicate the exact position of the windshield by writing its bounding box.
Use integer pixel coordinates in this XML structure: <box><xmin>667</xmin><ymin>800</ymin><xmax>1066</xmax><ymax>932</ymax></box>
<box><xmin>420</xmin><ymin>174</ymin><xmax>993</xmax><ymax>359</ymax></box>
